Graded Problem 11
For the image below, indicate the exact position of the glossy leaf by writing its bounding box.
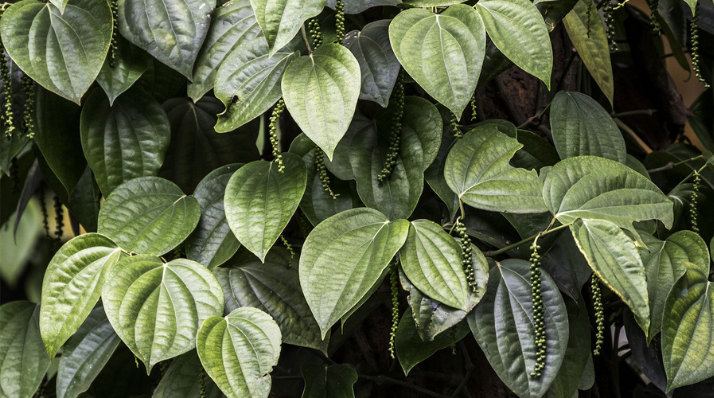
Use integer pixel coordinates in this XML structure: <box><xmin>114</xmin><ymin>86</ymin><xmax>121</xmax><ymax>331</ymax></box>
<box><xmin>550</xmin><ymin>92</ymin><xmax>624</xmax><ymax>163</ymax></box>
<box><xmin>445</xmin><ymin>124</ymin><xmax>547</xmax><ymax>213</ymax></box>
<box><xmin>197</xmin><ymin>307</ymin><xmax>282</xmax><ymax>398</ymax></box>
<box><xmin>424</xmin><ymin>127</ymin><xmax>460</xmax><ymax>219</ymax></box>
<box><xmin>102</xmin><ymin>256</ymin><xmax>225</xmax><ymax>373</ymax></box>
<box><xmin>153</xmin><ymin>350</ymin><xmax>222</xmax><ymax>398</ymax></box>
<box><xmin>80</xmin><ymin>88</ymin><xmax>171</xmax><ymax>196</ymax></box>
<box><xmin>389</xmin><ymin>5</ymin><xmax>485</xmax><ymax>118</ymax></box>
<box><xmin>299</xmin><ymin>208</ymin><xmax>409</xmax><ymax>337</ymax></box>
<box><xmin>301</xmin><ymin>363</ymin><xmax>358</xmax><ymax>397</ymax></box>
<box><xmin>95</xmin><ymin>36</ymin><xmax>151</xmax><ymax>106</ymax></box>
<box><xmin>98</xmin><ymin>177</ymin><xmax>201</xmax><ymax>255</ymax></box>
<box><xmin>1</xmin><ymin>0</ymin><xmax>112</xmax><ymax>103</ymax></box>
<box><xmin>249</xmin><ymin>0</ymin><xmax>325</xmax><ymax>55</ymax></box>
<box><xmin>281</xmin><ymin>43</ymin><xmax>361</xmax><ymax>160</ymax></box>
<box><xmin>545</xmin><ymin>298</ymin><xmax>591</xmax><ymax>398</ymax></box>
<box><xmin>40</xmin><ymin>233</ymin><xmax>124</xmax><ymax>359</ymax></box>
<box><xmin>118</xmin><ymin>0</ymin><xmax>215</xmax><ymax>78</ymax></box>
<box><xmin>224</xmin><ymin>153</ymin><xmax>307</xmax><ymax>261</ymax></box>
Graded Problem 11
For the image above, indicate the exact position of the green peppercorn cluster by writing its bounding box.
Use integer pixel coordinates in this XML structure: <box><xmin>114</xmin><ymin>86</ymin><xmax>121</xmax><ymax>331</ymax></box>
<box><xmin>647</xmin><ymin>0</ymin><xmax>661</xmax><ymax>34</ymax></box>
<box><xmin>592</xmin><ymin>275</ymin><xmax>605</xmax><ymax>356</ymax></box>
<box><xmin>39</xmin><ymin>187</ymin><xmax>50</xmax><ymax>239</ymax></box>
<box><xmin>455</xmin><ymin>218</ymin><xmax>477</xmax><ymax>292</ymax></box>
<box><xmin>691</xmin><ymin>3</ymin><xmax>710</xmax><ymax>88</ymax></box>
<box><xmin>110</xmin><ymin>0</ymin><xmax>118</xmax><ymax>68</ymax></box>
<box><xmin>377</xmin><ymin>71</ymin><xmax>405</xmax><ymax>183</ymax></box>
<box><xmin>199</xmin><ymin>365</ymin><xmax>207</xmax><ymax>398</ymax></box>
<box><xmin>389</xmin><ymin>259</ymin><xmax>400</xmax><ymax>359</ymax></box>
<box><xmin>54</xmin><ymin>195</ymin><xmax>64</xmax><ymax>241</ymax></box>
<box><xmin>451</xmin><ymin>113</ymin><xmax>462</xmax><ymax>139</ymax></box>
<box><xmin>0</xmin><ymin>8</ymin><xmax>14</xmax><ymax>139</ymax></box>
<box><xmin>691</xmin><ymin>171</ymin><xmax>701</xmax><ymax>234</ymax></box>
<box><xmin>280</xmin><ymin>234</ymin><xmax>296</xmax><ymax>261</ymax></box>
<box><xmin>586</xmin><ymin>0</ymin><xmax>593</xmax><ymax>38</ymax></box>
<box><xmin>308</xmin><ymin>18</ymin><xmax>322</xmax><ymax>50</ymax></box>
<box><xmin>603</xmin><ymin>0</ymin><xmax>617</xmax><ymax>52</ymax></box>
<box><xmin>529</xmin><ymin>244</ymin><xmax>546</xmax><ymax>377</ymax></box>
<box><xmin>470</xmin><ymin>95</ymin><xmax>477</xmax><ymax>122</ymax></box>
<box><xmin>269</xmin><ymin>98</ymin><xmax>286</xmax><ymax>173</ymax></box>
<box><xmin>22</xmin><ymin>73</ymin><xmax>35</xmax><ymax>139</ymax></box>
<box><xmin>335</xmin><ymin>0</ymin><xmax>345</xmax><ymax>43</ymax></box>
<box><xmin>315</xmin><ymin>146</ymin><xmax>339</xmax><ymax>199</ymax></box>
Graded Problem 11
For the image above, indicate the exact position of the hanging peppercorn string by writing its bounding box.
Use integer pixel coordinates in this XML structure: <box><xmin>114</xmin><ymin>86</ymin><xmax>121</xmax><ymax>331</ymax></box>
<box><xmin>529</xmin><ymin>241</ymin><xmax>546</xmax><ymax>377</ymax></box>
<box><xmin>470</xmin><ymin>94</ymin><xmax>478</xmax><ymax>122</ymax></box>
<box><xmin>308</xmin><ymin>18</ymin><xmax>323</xmax><ymax>50</ymax></box>
<box><xmin>455</xmin><ymin>217</ymin><xmax>478</xmax><ymax>292</ymax></box>
<box><xmin>690</xmin><ymin>170</ymin><xmax>701</xmax><ymax>234</ymax></box>
<box><xmin>592</xmin><ymin>275</ymin><xmax>605</xmax><ymax>356</ymax></box>
<box><xmin>691</xmin><ymin>2</ymin><xmax>710</xmax><ymax>87</ymax></box>
<box><xmin>268</xmin><ymin>98</ymin><xmax>285</xmax><ymax>173</ymax></box>
<box><xmin>389</xmin><ymin>258</ymin><xmax>400</xmax><ymax>359</ymax></box>
<box><xmin>110</xmin><ymin>0</ymin><xmax>118</xmax><ymax>67</ymax></box>
<box><xmin>335</xmin><ymin>0</ymin><xmax>345</xmax><ymax>43</ymax></box>
<box><xmin>0</xmin><ymin>6</ymin><xmax>14</xmax><ymax>139</ymax></box>
<box><xmin>377</xmin><ymin>70</ymin><xmax>405</xmax><ymax>183</ymax></box>
<box><xmin>22</xmin><ymin>73</ymin><xmax>35</xmax><ymax>139</ymax></box>
<box><xmin>53</xmin><ymin>195</ymin><xmax>64</xmax><ymax>242</ymax></box>
<box><xmin>603</xmin><ymin>0</ymin><xmax>618</xmax><ymax>51</ymax></box>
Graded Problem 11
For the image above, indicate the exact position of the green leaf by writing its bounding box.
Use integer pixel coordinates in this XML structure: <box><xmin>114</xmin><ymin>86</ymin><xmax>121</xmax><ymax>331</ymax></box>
<box><xmin>214</xmin><ymin>37</ymin><xmax>298</xmax><ymax>132</ymax></box>
<box><xmin>214</xmin><ymin>248</ymin><xmax>328</xmax><ymax>352</ymax></box>
<box><xmin>95</xmin><ymin>36</ymin><xmax>151</xmax><ymax>106</ymax></box>
<box><xmin>344</xmin><ymin>20</ymin><xmax>401</xmax><ymax>108</ymax></box>
<box><xmin>396</xmin><ymin>308</ymin><xmax>469</xmax><ymax>376</ymax></box>
<box><xmin>570</xmin><ymin>218</ymin><xmax>650</xmax><ymax>334</ymax></box>
<box><xmin>80</xmin><ymin>88</ymin><xmax>171</xmax><ymax>196</ymax></box>
<box><xmin>545</xmin><ymin>298</ymin><xmax>591</xmax><ymax>398</ymax></box>
<box><xmin>399</xmin><ymin>220</ymin><xmax>479</xmax><ymax>311</ymax></box>
<box><xmin>118</xmin><ymin>0</ymin><xmax>215</xmax><ymax>78</ymax></box>
<box><xmin>224</xmin><ymin>153</ymin><xmax>307</xmax><ymax>261</ymax></box>
<box><xmin>301</xmin><ymin>363</ymin><xmax>358</xmax><ymax>398</ymax></box>
<box><xmin>39</xmin><ymin>233</ymin><xmax>124</xmax><ymax>359</ymax></box>
<box><xmin>0</xmin><ymin>201</ymin><xmax>42</xmax><ymax>288</ymax></box>
<box><xmin>1</xmin><ymin>0</ymin><xmax>112</xmax><ymax>103</ymax></box>
<box><xmin>56</xmin><ymin>307</ymin><xmax>121</xmax><ymax>398</ymax></box>
<box><xmin>281</xmin><ymin>43</ymin><xmax>361</xmax><ymax>160</ymax></box>
<box><xmin>469</xmin><ymin>260</ymin><xmax>569</xmax><ymax>398</ymax></box>
<box><xmin>550</xmin><ymin>92</ymin><xmax>624</xmax><ymax>163</ymax></box>
<box><xmin>197</xmin><ymin>307</ymin><xmax>282</xmax><ymax>398</ymax></box>
<box><xmin>249</xmin><ymin>0</ymin><xmax>325</xmax><ymax>55</ymax></box>
<box><xmin>0</xmin><ymin>302</ymin><xmax>50</xmax><ymax>398</ymax></box>
<box><xmin>425</xmin><ymin>126</ymin><xmax>460</xmax><ymax>219</ymax></box>
<box><xmin>475</xmin><ymin>0</ymin><xmax>553</xmax><ymax>87</ymax></box>
<box><xmin>102</xmin><ymin>256</ymin><xmax>225</xmax><ymax>373</ymax></box>
<box><xmin>153</xmin><ymin>350</ymin><xmax>222</xmax><ymax>398</ymax></box>
<box><xmin>388</xmin><ymin>5</ymin><xmax>485</xmax><ymax>117</ymax></box>
<box><xmin>562</xmin><ymin>1</ymin><xmax>614</xmax><ymax>106</ymax></box>
<box><xmin>542</xmin><ymin>156</ymin><xmax>674</xmax><ymax>230</ymax></box>
<box><xmin>186</xmin><ymin>164</ymin><xmax>243</xmax><ymax>270</ymax></box>
<box><xmin>662</xmin><ymin>259</ymin><xmax>714</xmax><ymax>391</ymax></box>
<box><xmin>444</xmin><ymin>124</ymin><xmax>547</xmax><ymax>213</ymax></box>
<box><xmin>188</xmin><ymin>0</ymin><xmax>262</xmax><ymax>102</ymax></box>
<box><xmin>300</xmin><ymin>208</ymin><xmax>409</xmax><ymax>337</ymax></box>
<box><xmin>98</xmin><ymin>177</ymin><xmax>201</xmax><ymax>256</ymax></box>
<box><xmin>48</xmin><ymin>0</ymin><xmax>68</xmax><ymax>13</ymax></box>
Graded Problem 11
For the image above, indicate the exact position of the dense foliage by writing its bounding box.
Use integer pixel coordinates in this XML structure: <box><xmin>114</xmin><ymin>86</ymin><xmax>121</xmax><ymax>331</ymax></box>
<box><xmin>2</xmin><ymin>0</ymin><xmax>714</xmax><ymax>397</ymax></box>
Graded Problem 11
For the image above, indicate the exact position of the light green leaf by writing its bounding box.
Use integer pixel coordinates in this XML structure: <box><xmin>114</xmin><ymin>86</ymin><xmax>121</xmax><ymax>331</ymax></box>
<box><xmin>1</xmin><ymin>0</ymin><xmax>112</xmax><ymax>104</ymax></box>
<box><xmin>444</xmin><ymin>124</ymin><xmax>547</xmax><ymax>213</ymax></box>
<box><xmin>215</xmin><ymin>248</ymin><xmax>328</xmax><ymax>352</ymax></box>
<box><xmin>475</xmin><ymin>0</ymin><xmax>552</xmax><ymax>87</ymax></box>
<box><xmin>48</xmin><ymin>0</ymin><xmax>68</xmax><ymax>13</ymax></box>
<box><xmin>56</xmin><ymin>307</ymin><xmax>121</xmax><ymax>398</ymax></box>
<box><xmin>249</xmin><ymin>0</ymin><xmax>325</xmax><ymax>55</ymax></box>
<box><xmin>186</xmin><ymin>164</ymin><xmax>243</xmax><ymax>270</ymax></box>
<box><xmin>118</xmin><ymin>0</ymin><xmax>215</xmax><ymax>78</ymax></box>
<box><xmin>281</xmin><ymin>43</ymin><xmax>361</xmax><ymax>160</ymax></box>
<box><xmin>102</xmin><ymin>256</ymin><xmax>225</xmax><ymax>373</ymax></box>
<box><xmin>197</xmin><ymin>307</ymin><xmax>282</xmax><ymax>398</ymax></box>
<box><xmin>224</xmin><ymin>153</ymin><xmax>307</xmax><ymax>261</ymax></box>
<box><xmin>39</xmin><ymin>233</ymin><xmax>124</xmax><ymax>360</ymax></box>
<box><xmin>95</xmin><ymin>36</ymin><xmax>151</xmax><ymax>106</ymax></box>
<box><xmin>301</xmin><ymin>363</ymin><xmax>358</xmax><ymax>398</ymax></box>
<box><xmin>80</xmin><ymin>88</ymin><xmax>171</xmax><ymax>196</ymax></box>
<box><xmin>388</xmin><ymin>5</ymin><xmax>485</xmax><ymax>117</ymax></box>
<box><xmin>98</xmin><ymin>177</ymin><xmax>201</xmax><ymax>256</ymax></box>
<box><xmin>542</xmin><ymin>156</ymin><xmax>674</xmax><ymax>230</ymax></box>
<box><xmin>153</xmin><ymin>350</ymin><xmax>222</xmax><ymax>398</ymax></box>
<box><xmin>562</xmin><ymin>1</ymin><xmax>614</xmax><ymax>106</ymax></box>
<box><xmin>550</xmin><ymin>92</ymin><xmax>624</xmax><ymax>163</ymax></box>
<box><xmin>214</xmin><ymin>37</ymin><xmax>298</xmax><ymax>132</ymax></box>
<box><xmin>570</xmin><ymin>218</ymin><xmax>650</xmax><ymax>334</ymax></box>
<box><xmin>188</xmin><ymin>0</ymin><xmax>262</xmax><ymax>102</ymax></box>
<box><xmin>0</xmin><ymin>302</ymin><xmax>49</xmax><ymax>398</ymax></box>
<box><xmin>469</xmin><ymin>260</ymin><xmax>569</xmax><ymax>398</ymax></box>
<box><xmin>299</xmin><ymin>208</ymin><xmax>409</xmax><ymax>337</ymax></box>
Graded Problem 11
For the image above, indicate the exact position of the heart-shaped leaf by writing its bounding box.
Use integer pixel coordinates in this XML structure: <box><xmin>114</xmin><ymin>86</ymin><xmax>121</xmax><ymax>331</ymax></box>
<box><xmin>98</xmin><ymin>177</ymin><xmax>201</xmax><ymax>255</ymax></box>
<box><xmin>224</xmin><ymin>153</ymin><xmax>307</xmax><ymax>261</ymax></box>
<box><xmin>249</xmin><ymin>0</ymin><xmax>325</xmax><ymax>55</ymax></box>
<box><xmin>95</xmin><ymin>36</ymin><xmax>151</xmax><ymax>106</ymax></box>
<box><xmin>153</xmin><ymin>350</ymin><xmax>222</xmax><ymax>398</ymax></box>
<box><xmin>1</xmin><ymin>0</ymin><xmax>112</xmax><ymax>103</ymax></box>
<box><xmin>118</xmin><ymin>0</ymin><xmax>215</xmax><ymax>78</ymax></box>
<box><xmin>197</xmin><ymin>307</ymin><xmax>282</xmax><ymax>398</ymax></box>
<box><xmin>281</xmin><ymin>43</ymin><xmax>361</xmax><ymax>160</ymax></box>
<box><xmin>80</xmin><ymin>88</ymin><xmax>171</xmax><ymax>196</ymax></box>
<box><xmin>40</xmin><ymin>233</ymin><xmax>124</xmax><ymax>359</ymax></box>
<box><xmin>300</xmin><ymin>208</ymin><xmax>409</xmax><ymax>337</ymax></box>
<box><xmin>301</xmin><ymin>363</ymin><xmax>358</xmax><ymax>397</ymax></box>
<box><xmin>445</xmin><ymin>124</ymin><xmax>547</xmax><ymax>213</ymax></box>
<box><xmin>102</xmin><ymin>256</ymin><xmax>225</xmax><ymax>373</ymax></box>
<box><xmin>389</xmin><ymin>5</ymin><xmax>485</xmax><ymax>117</ymax></box>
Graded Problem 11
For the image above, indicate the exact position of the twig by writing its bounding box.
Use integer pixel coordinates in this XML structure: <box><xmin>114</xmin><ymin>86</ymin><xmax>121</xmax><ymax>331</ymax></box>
<box><xmin>611</xmin><ymin>109</ymin><xmax>657</xmax><ymax>118</ymax></box>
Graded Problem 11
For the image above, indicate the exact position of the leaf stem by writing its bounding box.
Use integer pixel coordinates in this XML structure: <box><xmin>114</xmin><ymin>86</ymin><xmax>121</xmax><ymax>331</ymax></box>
<box><xmin>301</xmin><ymin>24</ymin><xmax>312</xmax><ymax>54</ymax></box>
<box><xmin>486</xmin><ymin>223</ymin><xmax>569</xmax><ymax>257</ymax></box>
<box><xmin>610</xmin><ymin>109</ymin><xmax>657</xmax><ymax>118</ymax></box>
<box><xmin>358</xmin><ymin>375</ymin><xmax>451</xmax><ymax>398</ymax></box>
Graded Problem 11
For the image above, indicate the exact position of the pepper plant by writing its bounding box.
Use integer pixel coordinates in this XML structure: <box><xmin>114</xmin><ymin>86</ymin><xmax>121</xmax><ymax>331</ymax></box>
<box><xmin>1</xmin><ymin>0</ymin><xmax>714</xmax><ymax>396</ymax></box>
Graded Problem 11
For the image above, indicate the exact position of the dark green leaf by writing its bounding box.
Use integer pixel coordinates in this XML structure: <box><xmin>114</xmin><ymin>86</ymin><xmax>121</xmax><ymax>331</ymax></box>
<box><xmin>153</xmin><ymin>350</ymin><xmax>222</xmax><ymax>398</ymax></box>
<box><xmin>545</xmin><ymin>298</ymin><xmax>590</xmax><ymax>398</ymax></box>
<box><xmin>95</xmin><ymin>36</ymin><xmax>151</xmax><ymax>106</ymax></box>
<box><xmin>301</xmin><ymin>363</ymin><xmax>358</xmax><ymax>398</ymax></box>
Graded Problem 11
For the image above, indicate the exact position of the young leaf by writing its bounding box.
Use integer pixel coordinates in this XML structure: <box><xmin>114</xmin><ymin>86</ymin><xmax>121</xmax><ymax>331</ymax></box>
<box><xmin>1</xmin><ymin>0</ymin><xmax>112</xmax><ymax>104</ymax></box>
<box><xmin>39</xmin><ymin>233</ymin><xmax>124</xmax><ymax>359</ymax></box>
<box><xmin>299</xmin><ymin>208</ymin><xmax>409</xmax><ymax>337</ymax></box>
<box><xmin>249</xmin><ymin>0</ymin><xmax>325</xmax><ymax>56</ymax></box>
<box><xmin>444</xmin><ymin>124</ymin><xmax>548</xmax><ymax>213</ymax></box>
<box><xmin>118</xmin><ymin>0</ymin><xmax>215</xmax><ymax>78</ymax></box>
<box><xmin>98</xmin><ymin>177</ymin><xmax>201</xmax><ymax>255</ymax></box>
<box><xmin>475</xmin><ymin>0</ymin><xmax>553</xmax><ymax>87</ymax></box>
<box><xmin>224</xmin><ymin>153</ymin><xmax>307</xmax><ymax>262</ymax></box>
<box><xmin>301</xmin><ymin>363</ymin><xmax>358</xmax><ymax>397</ymax></box>
<box><xmin>153</xmin><ymin>350</ymin><xmax>222</xmax><ymax>398</ymax></box>
<box><xmin>102</xmin><ymin>256</ymin><xmax>225</xmax><ymax>374</ymax></box>
<box><xmin>388</xmin><ymin>5</ymin><xmax>486</xmax><ymax>118</ymax></box>
<box><xmin>197</xmin><ymin>307</ymin><xmax>282</xmax><ymax>398</ymax></box>
<box><xmin>281</xmin><ymin>43</ymin><xmax>361</xmax><ymax>160</ymax></box>
<box><xmin>95</xmin><ymin>36</ymin><xmax>151</xmax><ymax>106</ymax></box>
